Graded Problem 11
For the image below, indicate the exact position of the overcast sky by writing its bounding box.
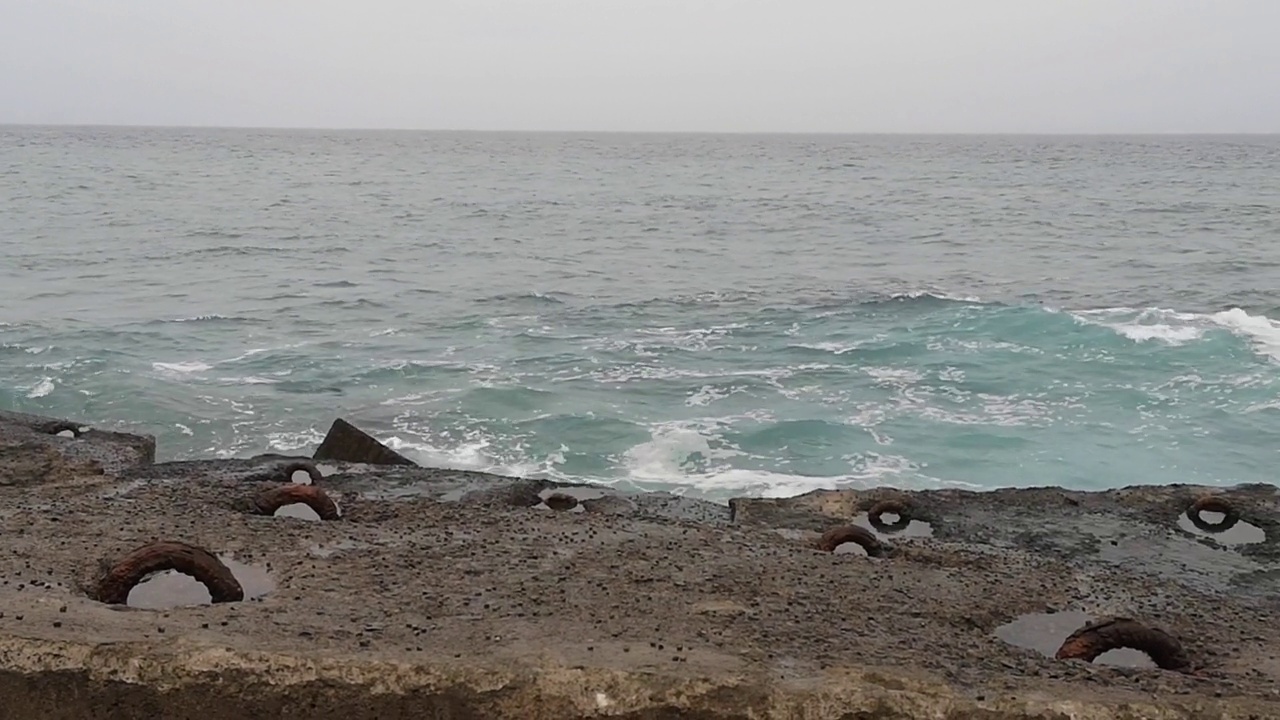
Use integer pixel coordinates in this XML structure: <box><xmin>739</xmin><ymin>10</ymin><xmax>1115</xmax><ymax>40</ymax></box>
<box><xmin>2</xmin><ymin>0</ymin><xmax>1277</xmax><ymax>133</ymax></box>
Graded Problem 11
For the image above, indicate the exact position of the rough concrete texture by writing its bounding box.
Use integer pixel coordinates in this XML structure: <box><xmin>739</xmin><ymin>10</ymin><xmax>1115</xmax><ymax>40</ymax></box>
<box><xmin>0</xmin><ymin>409</ymin><xmax>155</xmax><ymax>481</ymax></box>
<box><xmin>3</xmin><ymin>411</ymin><xmax>1280</xmax><ymax>719</ymax></box>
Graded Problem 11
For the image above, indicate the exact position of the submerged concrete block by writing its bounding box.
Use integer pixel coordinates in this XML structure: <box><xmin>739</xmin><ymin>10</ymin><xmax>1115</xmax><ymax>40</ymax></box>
<box><xmin>312</xmin><ymin>418</ymin><xmax>417</xmax><ymax>466</ymax></box>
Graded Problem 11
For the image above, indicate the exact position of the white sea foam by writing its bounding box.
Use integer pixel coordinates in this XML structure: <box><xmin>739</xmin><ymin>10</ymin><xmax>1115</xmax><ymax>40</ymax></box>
<box><xmin>220</xmin><ymin>347</ymin><xmax>272</xmax><ymax>364</ymax></box>
<box><xmin>615</xmin><ymin>420</ymin><xmax>980</xmax><ymax>498</ymax></box>
<box><xmin>1114</xmin><ymin>323</ymin><xmax>1204</xmax><ymax>344</ymax></box>
<box><xmin>26</xmin><ymin>377</ymin><xmax>54</xmax><ymax>398</ymax></box>
<box><xmin>1073</xmin><ymin>306</ymin><xmax>1280</xmax><ymax>360</ymax></box>
<box><xmin>167</xmin><ymin>314</ymin><xmax>239</xmax><ymax>322</ymax></box>
<box><xmin>888</xmin><ymin>289</ymin><xmax>984</xmax><ymax>303</ymax></box>
<box><xmin>383</xmin><ymin>433</ymin><xmax>558</xmax><ymax>480</ymax></box>
<box><xmin>1209</xmin><ymin>308</ymin><xmax>1280</xmax><ymax>362</ymax></box>
<box><xmin>152</xmin><ymin>361</ymin><xmax>213</xmax><ymax>374</ymax></box>
<box><xmin>218</xmin><ymin>375</ymin><xmax>278</xmax><ymax>385</ymax></box>
<box><xmin>789</xmin><ymin>341</ymin><xmax>862</xmax><ymax>355</ymax></box>
<box><xmin>684</xmin><ymin>384</ymin><xmax>744</xmax><ymax>407</ymax></box>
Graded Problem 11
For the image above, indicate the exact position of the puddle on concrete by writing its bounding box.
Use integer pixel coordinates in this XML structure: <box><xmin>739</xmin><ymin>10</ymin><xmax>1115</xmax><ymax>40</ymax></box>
<box><xmin>533</xmin><ymin>486</ymin><xmax>610</xmax><ymax>513</ymax></box>
<box><xmin>994</xmin><ymin>612</ymin><xmax>1156</xmax><ymax>669</ymax></box>
<box><xmin>438</xmin><ymin>487</ymin><xmax>470</xmax><ymax>502</ymax></box>
<box><xmin>853</xmin><ymin>511</ymin><xmax>933</xmax><ymax>538</ymax></box>
<box><xmin>1178</xmin><ymin>511</ymin><xmax>1266</xmax><ymax>546</ymax></box>
<box><xmin>276</xmin><ymin>503</ymin><xmax>321</xmax><ymax>521</ymax></box>
<box><xmin>832</xmin><ymin>541</ymin><xmax>869</xmax><ymax>556</ymax></box>
<box><xmin>126</xmin><ymin>556</ymin><xmax>275</xmax><ymax>609</ymax></box>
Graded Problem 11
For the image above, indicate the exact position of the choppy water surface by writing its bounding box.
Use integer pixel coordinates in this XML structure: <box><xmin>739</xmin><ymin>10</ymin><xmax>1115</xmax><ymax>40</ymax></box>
<box><xmin>2</xmin><ymin>128</ymin><xmax>1278</xmax><ymax>499</ymax></box>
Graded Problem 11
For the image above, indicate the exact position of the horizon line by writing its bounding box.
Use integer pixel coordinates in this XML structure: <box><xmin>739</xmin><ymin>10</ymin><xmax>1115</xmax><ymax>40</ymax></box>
<box><xmin>2</xmin><ymin>122</ymin><xmax>1278</xmax><ymax>137</ymax></box>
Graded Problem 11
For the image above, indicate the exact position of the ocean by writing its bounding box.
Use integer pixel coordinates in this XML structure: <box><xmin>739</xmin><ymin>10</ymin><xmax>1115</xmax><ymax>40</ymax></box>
<box><xmin>2</xmin><ymin>127</ymin><xmax>1277</xmax><ymax>500</ymax></box>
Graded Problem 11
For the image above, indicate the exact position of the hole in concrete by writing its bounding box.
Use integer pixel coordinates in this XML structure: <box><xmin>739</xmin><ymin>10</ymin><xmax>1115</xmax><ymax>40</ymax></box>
<box><xmin>126</xmin><ymin>557</ymin><xmax>275</xmax><ymax>610</ymax></box>
<box><xmin>832</xmin><ymin>541</ymin><xmax>869</xmax><ymax>556</ymax></box>
<box><xmin>1179</xmin><ymin>510</ymin><xmax>1264</xmax><ymax>546</ymax></box>
<box><xmin>275</xmin><ymin>503</ymin><xmax>321</xmax><ymax>521</ymax></box>
<box><xmin>854</xmin><ymin>512</ymin><xmax>933</xmax><ymax>538</ymax></box>
<box><xmin>994</xmin><ymin>612</ymin><xmax>1156</xmax><ymax>669</ymax></box>
<box><xmin>44</xmin><ymin>422</ymin><xmax>84</xmax><ymax>438</ymax></box>
<box><xmin>534</xmin><ymin>486</ymin><xmax>608</xmax><ymax>513</ymax></box>
<box><xmin>544</xmin><ymin>493</ymin><xmax>579</xmax><ymax>511</ymax></box>
<box><xmin>272</xmin><ymin>461</ymin><xmax>323</xmax><ymax>486</ymax></box>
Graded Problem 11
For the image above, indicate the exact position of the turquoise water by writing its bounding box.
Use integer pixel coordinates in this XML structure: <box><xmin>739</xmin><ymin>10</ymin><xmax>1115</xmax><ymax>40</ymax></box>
<box><xmin>2</xmin><ymin>128</ymin><xmax>1278</xmax><ymax>499</ymax></box>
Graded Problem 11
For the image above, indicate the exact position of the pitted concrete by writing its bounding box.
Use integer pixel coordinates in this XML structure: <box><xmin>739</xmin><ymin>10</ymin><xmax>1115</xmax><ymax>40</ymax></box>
<box><xmin>1</xmin><ymin>411</ymin><xmax>1279</xmax><ymax>719</ymax></box>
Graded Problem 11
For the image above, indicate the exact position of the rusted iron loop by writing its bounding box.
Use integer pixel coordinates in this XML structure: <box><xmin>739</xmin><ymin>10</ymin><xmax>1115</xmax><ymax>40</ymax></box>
<box><xmin>1186</xmin><ymin>495</ymin><xmax>1239</xmax><ymax>533</ymax></box>
<box><xmin>279</xmin><ymin>461</ymin><xmax>324</xmax><ymax>485</ymax></box>
<box><xmin>816</xmin><ymin>525</ymin><xmax>885</xmax><ymax>557</ymax></box>
<box><xmin>867</xmin><ymin>499</ymin><xmax>912</xmax><ymax>533</ymax></box>
<box><xmin>253</xmin><ymin>484</ymin><xmax>341</xmax><ymax>520</ymax></box>
<box><xmin>1055</xmin><ymin>617</ymin><xmax>1191</xmax><ymax>672</ymax></box>
<box><xmin>95</xmin><ymin>541</ymin><xmax>244</xmax><ymax>605</ymax></box>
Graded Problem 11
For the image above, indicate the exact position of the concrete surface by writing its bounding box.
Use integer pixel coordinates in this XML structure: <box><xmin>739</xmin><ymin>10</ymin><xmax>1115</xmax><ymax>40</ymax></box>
<box><xmin>3</xmin><ymin>410</ymin><xmax>1280</xmax><ymax>719</ymax></box>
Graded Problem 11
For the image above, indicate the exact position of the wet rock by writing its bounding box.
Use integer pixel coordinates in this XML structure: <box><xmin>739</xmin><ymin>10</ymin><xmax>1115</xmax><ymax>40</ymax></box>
<box><xmin>0</xmin><ymin>410</ymin><xmax>154</xmax><ymax>477</ymax></box>
<box><xmin>312</xmin><ymin>418</ymin><xmax>417</xmax><ymax>466</ymax></box>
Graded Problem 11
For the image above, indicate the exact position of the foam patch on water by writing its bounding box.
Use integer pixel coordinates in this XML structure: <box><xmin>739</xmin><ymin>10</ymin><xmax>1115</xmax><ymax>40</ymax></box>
<box><xmin>617</xmin><ymin>419</ymin><xmax>977</xmax><ymax>497</ymax></box>
<box><xmin>1074</xmin><ymin>306</ymin><xmax>1280</xmax><ymax>360</ymax></box>
<box><xmin>1210</xmin><ymin>308</ymin><xmax>1280</xmax><ymax>362</ymax></box>
<box><xmin>384</xmin><ymin>432</ymin><xmax>564</xmax><ymax>480</ymax></box>
<box><xmin>26</xmin><ymin>377</ymin><xmax>54</xmax><ymax>398</ymax></box>
<box><xmin>163</xmin><ymin>314</ymin><xmax>249</xmax><ymax>323</ymax></box>
<box><xmin>152</xmin><ymin>361</ymin><xmax>213</xmax><ymax>375</ymax></box>
<box><xmin>789</xmin><ymin>341</ymin><xmax>863</xmax><ymax>355</ymax></box>
<box><xmin>685</xmin><ymin>384</ymin><xmax>745</xmax><ymax>407</ymax></box>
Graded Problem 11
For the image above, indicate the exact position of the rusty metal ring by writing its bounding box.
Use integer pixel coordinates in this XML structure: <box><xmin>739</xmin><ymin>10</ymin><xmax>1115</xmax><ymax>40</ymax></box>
<box><xmin>1187</xmin><ymin>495</ymin><xmax>1239</xmax><ymax>533</ymax></box>
<box><xmin>543</xmin><ymin>493</ymin><xmax>579</xmax><ymax>511</ymax></box>
<box><xmin>1055</xmin><ymin>618</ymin><xmax>1190</xmax><ymax>672</ymax></box>
<box><xmin>816</xmin><ymin>525</ymin><xmax>884</xmax><ymax>557</ymax></box>
<box><xmin>254</xmin><ymin>484</ymin><xmax>341</xmax><ymax>520</ymax></box>
<box><xmin>279</xmin><ymin>461</ymin><xmax>323</xmax><ymax>485</ymax></box>
<box><xmin>95</xmin><ymin>541</ymin><xmax>244</xmax><ymax>605</ymax></box>
<box><xmin>867</xmin><ymin>499</ymin><xmax>912</xmax><ymax>533</ymax></box>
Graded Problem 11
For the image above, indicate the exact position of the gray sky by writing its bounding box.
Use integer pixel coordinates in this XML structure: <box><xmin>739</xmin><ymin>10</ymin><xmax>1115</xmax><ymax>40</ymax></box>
<box><xmin>2</xmin><ymin>0</ymin><xmax>1277</xmax><ymax>133</ymax></box>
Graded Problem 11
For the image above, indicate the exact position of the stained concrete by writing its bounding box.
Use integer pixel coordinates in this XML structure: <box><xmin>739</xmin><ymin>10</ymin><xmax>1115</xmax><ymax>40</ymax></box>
<box><xmin>3</xmin><ymin>411</ymin><xmax>1280</xmax><ymax>719</ymax></box>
